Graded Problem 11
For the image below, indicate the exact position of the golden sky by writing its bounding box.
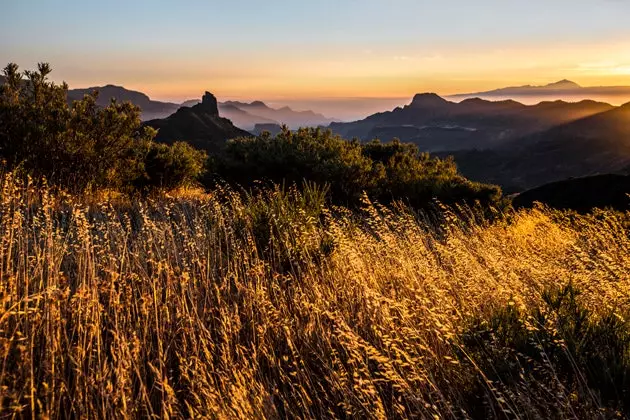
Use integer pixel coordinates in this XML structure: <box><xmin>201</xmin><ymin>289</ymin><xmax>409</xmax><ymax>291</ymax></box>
<box><xmin>3</xmin><ymin>0</ymin><xmax>630</xmax><ymax>106</ymax></box>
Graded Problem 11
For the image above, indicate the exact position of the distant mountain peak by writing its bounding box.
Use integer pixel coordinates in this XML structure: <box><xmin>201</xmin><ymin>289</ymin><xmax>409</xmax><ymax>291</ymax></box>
<box><xmin>545</xmin><ymin>79</ymin><xmax>581</xmax><ymax>89</ymax></box>
<box><xmin>410</xmin><ymin>93</ymin><xmax>449</xmax><ymax>107</ymax></box>
<box><xmin>250</xmin><ymin>100</ymin><xmax>268</xmax><ymax>107</ymax></box>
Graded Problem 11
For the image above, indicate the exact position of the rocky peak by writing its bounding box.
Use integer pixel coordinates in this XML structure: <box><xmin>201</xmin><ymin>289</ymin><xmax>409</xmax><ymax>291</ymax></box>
<box><xmin>409</xmin><ymin>93</ymin><xmax>449</xmax><ymax>108</ymax></box>
<box><xmin>200</xmin><ymin>91</ymin><xmax>219</xmax><ymax>115</ymax></box>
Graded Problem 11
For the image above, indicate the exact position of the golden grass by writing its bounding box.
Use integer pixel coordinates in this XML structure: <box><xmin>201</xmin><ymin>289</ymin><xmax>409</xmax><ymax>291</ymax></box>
<box><xmin>0</xmin><ymin>173</ymin><xmax>628</xmax><ymax>419</ymax></box>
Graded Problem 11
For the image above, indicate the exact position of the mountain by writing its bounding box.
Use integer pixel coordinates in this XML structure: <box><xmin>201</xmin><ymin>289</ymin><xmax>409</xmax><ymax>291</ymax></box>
<box><xmin>217</xmin><ymin>104</ymin><xmax>278</xmax><ymax>131</ymax></box>
<box><xmin>448</xmin><ymin>80</ymin><xmax>630</xmax><ymax>104</ymax></box>
<box><xmin>144</xmin><ymin>92</ymin><xmax>251</xmax><ymax>152</ymax></box>
<box><xmin>329</xmin><ymin>94</ymin><xmax>613</xmax><ymax>152</ymax></box>
<box><xmin>452</xmin><ymin>80</ymin><xmax>583</xmax><ymax>98</ymax></box>
<box><xmin>67</xmin><ymin>85</ymin><xmax>181</xmax><ymax>121</ymax></box>
<box><xmin>221</xmin><ymin>100</ymin><xmax>336</xmax><ymax>129</ymax></box>
<box><xmin>181</xmin><ymin>98</ymin><xmax>336</xmax><ymax>130</ymax></box>
<box><xmin>442</xmin><ymin>102</ymin><xmax>630</xmax><ymax>191</ymax></box>
<box><xmin>513</xmin><ymin>174</ymin><xmax>630</xmax><ymax>213</ymax></box>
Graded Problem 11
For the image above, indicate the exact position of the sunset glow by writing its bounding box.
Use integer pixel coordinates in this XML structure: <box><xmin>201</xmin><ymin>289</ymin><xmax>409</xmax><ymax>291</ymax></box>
<box><xmin>2</xmin><ymin>0</ymin><xmax>630</xmax><ymax>109</ymax></box>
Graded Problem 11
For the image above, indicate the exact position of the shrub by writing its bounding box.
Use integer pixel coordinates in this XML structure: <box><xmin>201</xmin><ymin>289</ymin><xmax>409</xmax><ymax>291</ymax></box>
<box><xmin>134</xmin><ymin>141</ymin><xmax>207</xmax><ymax>191</ymax></box>
<box><xmin>214</xmin><ymin>127</ymin><xmax>504</xmax><ymax>209</ymax></box>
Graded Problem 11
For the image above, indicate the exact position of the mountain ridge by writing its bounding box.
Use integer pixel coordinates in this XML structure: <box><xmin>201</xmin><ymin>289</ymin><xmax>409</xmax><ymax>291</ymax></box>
<box><xmin>328</xmin><ymin>93</ymin><xmax>614</xmax><ymax>152</ymax></box>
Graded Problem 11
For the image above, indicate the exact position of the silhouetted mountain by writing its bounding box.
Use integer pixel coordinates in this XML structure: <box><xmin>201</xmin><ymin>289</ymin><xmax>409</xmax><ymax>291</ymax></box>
<box><xmin>449</xmin><ymin>79</ymin><xmax>630</xmax><ymax>104</ymax></box>
<box><xmin>67</xmin><ymin>85</ymin><xmax>180</xmax><ymax>120</ymax></box>
<box><xmin>329</xmin><ymin>94</ymin><xmax>612</xmax><ymax>152</ymax></box>
<box><xmin>217</xmin><ymin>104</ymin><xmax>278</xmax><ymax>131</ymax></box>
<box><xmin>452</xmin><ymin>80</ymin><xmax>583</xmax><ymax>98</ymax></box>
<box><xmin>144</xmin><ymin>92</ymin><xmax>251</xmax><ymax>152</ymax></box>
<box><xmin>513</xmin><ymin>174</ymin><xmax>630</xmax><ymax>212</ymax></box>
<box><xmin>222</xmin><ymin>100</ymin><xmax>337</xmax><ymax>129</ymax></box>
<box><xmin>442</xmin><ymin>103</ymin><xmax>630</xmax><ymax>191</ymax></box>
<box><xmin>180</xmin><ymin>98</ymin><xmax>335</xmax><ymax>130</ymax></box>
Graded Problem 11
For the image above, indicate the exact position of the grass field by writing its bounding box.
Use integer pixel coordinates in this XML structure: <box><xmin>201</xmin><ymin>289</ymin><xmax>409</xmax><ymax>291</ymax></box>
<box><xmin>1</xmin><ymin>174</ymin><xmax>628</xmax><ymax>419</ymax></box>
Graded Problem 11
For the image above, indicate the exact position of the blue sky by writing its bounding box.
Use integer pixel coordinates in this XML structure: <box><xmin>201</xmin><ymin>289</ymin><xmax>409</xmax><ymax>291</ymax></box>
<box><xmin>2</xmin><ymin>0</ymin><xmax>630</xmax><ymax>107</ymax></box>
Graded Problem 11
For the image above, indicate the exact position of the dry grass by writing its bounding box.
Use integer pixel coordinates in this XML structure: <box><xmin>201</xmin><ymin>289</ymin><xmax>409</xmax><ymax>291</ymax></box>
<box><xmin>0</xmin><ymin>173</ymin><xmax>628</xmax><ymax>419</ymax></box>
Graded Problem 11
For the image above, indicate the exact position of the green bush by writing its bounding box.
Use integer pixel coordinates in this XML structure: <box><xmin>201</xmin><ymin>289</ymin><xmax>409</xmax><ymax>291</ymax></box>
<box><xmin>134</xmin><ymin>141</ymin><xmax>207</xmax><ymax>191</ymax></box>
<box><xmin>213</xmin><ymin>127</ymin><xmax>504</xmax><ymax>209</ymax></box>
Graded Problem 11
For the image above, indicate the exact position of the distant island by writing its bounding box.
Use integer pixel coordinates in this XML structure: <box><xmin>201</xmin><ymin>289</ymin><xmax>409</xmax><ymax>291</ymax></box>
<box><xmin>448</xmin><ymin>79</ymin><xmax>630</xmax><ymax>105</ymax></box>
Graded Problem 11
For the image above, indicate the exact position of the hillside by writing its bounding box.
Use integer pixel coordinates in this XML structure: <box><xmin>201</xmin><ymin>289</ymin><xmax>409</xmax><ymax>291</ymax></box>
<box><xmin>144</xmin><ymin>91</ymin><xmax>251</xmax><ymax>152</ymax></box>
<box><xmin>443</xmin><ymin>103</ymin><xmax>630</xmax><ymax>191</ymax></box>
<box><xmin>2</xmin><ymin>174</ymin><xmax>628</xmax><ymax>419</ymax></box>
<box><xmin>513</xmin><ymin>174</ymin><xmax>630</xmax><ymax>212</ymax></box>
<box><xmin>329</xmin><ymin>94</ymin><xmax>613</xmax><ymax>152</ymax></box>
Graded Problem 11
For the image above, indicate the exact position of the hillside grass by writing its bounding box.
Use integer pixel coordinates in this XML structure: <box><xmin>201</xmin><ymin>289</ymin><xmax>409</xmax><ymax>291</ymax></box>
<box><xmin>0</xmin><ymin>174</ymin><xmax>628</xmax><ymax>419</ymax></box>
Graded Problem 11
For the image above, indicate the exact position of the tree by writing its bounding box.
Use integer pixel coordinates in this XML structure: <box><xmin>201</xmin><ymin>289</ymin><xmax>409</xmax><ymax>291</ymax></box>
<box><xmin>0</xmin><ymin>63</ymin><xmax>206</xmax><ymax>193</ymax></box>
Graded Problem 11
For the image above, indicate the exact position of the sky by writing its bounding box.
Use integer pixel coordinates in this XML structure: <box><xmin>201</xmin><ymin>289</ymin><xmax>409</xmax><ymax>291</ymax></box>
<box><xmin>2</xmin><ymin>0</ymin><xmax>630</xmax><ymax>117</ymax></box>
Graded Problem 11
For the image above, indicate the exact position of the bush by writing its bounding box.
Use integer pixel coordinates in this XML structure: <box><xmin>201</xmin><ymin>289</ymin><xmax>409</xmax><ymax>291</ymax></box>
<box><xmin>213</xmin><ymin>127</ymin><xmax>504</xmax><ymax>209</ymax></box>
<box><xmin>134</xmin><ymin>141</ymin><xmax>207</xmax><ymax>191</ymax></box>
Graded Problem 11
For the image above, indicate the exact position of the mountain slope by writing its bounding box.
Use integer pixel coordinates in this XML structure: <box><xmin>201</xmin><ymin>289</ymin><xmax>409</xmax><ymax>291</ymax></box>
<box><xmin>513</xmin><ymin>174</ymin><xmax>630</xmax><ymax>212</ymax></box>
<box><xmin>329</xmin><ymin>94</ymin><xmax>613</xmax><ymax>152</ymax></box>
<box><xmin>144</xmin><ymin>92</ymin><xmax>251</xmax><ymax>152</ymax></box>
<box><xmin>443</xmin><ymin>103</ymin><xmax>630</xmax><ymax>191</ymax></box>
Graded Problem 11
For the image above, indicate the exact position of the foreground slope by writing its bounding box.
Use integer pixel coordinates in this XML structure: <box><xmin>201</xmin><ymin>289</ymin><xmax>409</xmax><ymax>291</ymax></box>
<box><xmin>1</xmin><ymin>175</ymin><xmax>629</xmax><ymax>419</ymax></box>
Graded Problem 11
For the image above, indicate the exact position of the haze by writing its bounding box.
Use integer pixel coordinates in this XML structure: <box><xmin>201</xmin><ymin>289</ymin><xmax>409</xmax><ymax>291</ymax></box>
<box><xmin>2</xmin><ymin>0</ymin><xmax>630</xmax><ymax>120</ymax></box>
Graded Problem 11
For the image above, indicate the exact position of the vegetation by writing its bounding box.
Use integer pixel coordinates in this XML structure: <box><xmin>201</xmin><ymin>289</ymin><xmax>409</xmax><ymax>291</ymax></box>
<box><xmin>1</xmin><ymin>62</ymin><xmax>627</xmax><ymax>419</ymax></box>
<box><xmin>0</xmin><ymin>172</ymin><xmax>628</xmax><ymax>419</ymax></box>
<box><xmin>214</xmin><ymin>128</ymin><xmax>504</xmax><ymax>209</ymax></box>
<box><xmin>0</xmin><ymin>63</ymin><xmax>206</xmax><ymax>193</ymax></box>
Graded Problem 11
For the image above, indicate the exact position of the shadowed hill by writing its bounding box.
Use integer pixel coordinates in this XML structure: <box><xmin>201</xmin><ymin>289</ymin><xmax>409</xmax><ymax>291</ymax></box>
<box><xmin>443</xmin><ymin>103</ymin><xmax>630</xmax><ymax>191</ymax></box>
<box><xmin>144</xmin><ymin>92</ymin><xmax>251</xmax><ymax>152</ymax></box>
<box><xmin>513</xmin><ymin>174</ymin><xmax>630</xmax><ymax>212</ymax></box>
